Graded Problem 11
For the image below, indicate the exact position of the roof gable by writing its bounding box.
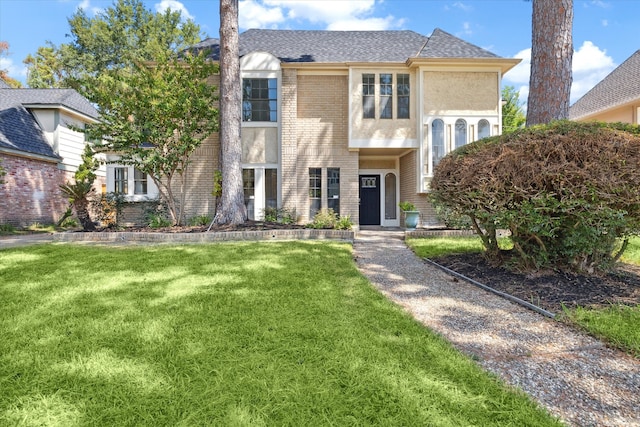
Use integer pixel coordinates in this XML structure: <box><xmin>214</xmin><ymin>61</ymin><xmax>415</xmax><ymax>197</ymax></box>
<box><xmin>0</xmin><ymin>106</ymin><xmax>60</xmax><ymax>160</ymax></box>
<box><xmin>0</xmin><ymin>88</ymin><xmax>99</xmax><ymax>119</ymax></box>
<box><xmin>570</xmin><ymin>50</ymin><xmax>640</xmax><ymax>120</ymax></box>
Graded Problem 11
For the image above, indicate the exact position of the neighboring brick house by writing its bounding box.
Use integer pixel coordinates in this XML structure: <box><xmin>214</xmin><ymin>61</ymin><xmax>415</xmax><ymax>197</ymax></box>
<box><xmin>570</xmin><ymin>50</ymin><xmax>640</xmax><ymax>124</ymax></box>
<box><xmin>104</xmin><ymin>28</ymin><xmax>520</xmax><ymax>228</ymax></box>
<box><xmin>0</xmin><ymin>80</ymin><xmax>106</xmax><ymax>226</ymax></box>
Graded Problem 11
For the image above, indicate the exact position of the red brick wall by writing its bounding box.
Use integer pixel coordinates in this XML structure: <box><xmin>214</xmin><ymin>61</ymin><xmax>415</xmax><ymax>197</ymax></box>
<box><xmin>1</xmin><ymin>153</ymin><xmax>72</xmax><ymax>227</ymax></box>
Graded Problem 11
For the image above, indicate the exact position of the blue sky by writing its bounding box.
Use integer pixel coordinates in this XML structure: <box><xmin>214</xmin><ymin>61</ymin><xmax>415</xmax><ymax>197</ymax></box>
<box><xmin>0</xmin><ymin>0</ymin><xmax>637</xmax><ymax>105</ymax></box>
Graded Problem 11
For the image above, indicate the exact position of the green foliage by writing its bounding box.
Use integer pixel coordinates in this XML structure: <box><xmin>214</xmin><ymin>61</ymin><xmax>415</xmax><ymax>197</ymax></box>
<box><xmin>59</xmin><ymin>144</ymin><xmax>98</xmax><ymax>231</ymax></box>
<box><xmin>262</xmin><ymin>207</ymin><xmax>297</xmax><ymax>224</ymax></box>
<box><xmin>307</xmin><ymin>209</ymin><xmax>352</xmax><ymax>230</ymax></box>
<box><xmin>88</xmin><ymin>51</ymin><xmax>219</xmax><ymax>226</ymax></box>
<box><xmin>501</xmin><ymin>85</ymin><xmax>526</xmax><ymax>133</ymax></box>
<box><xmin>212</xmin><ymin>170</ymin><xmax>223</xmax><ymax>198</ymax></box>
<box><xmin>24</xmin><ymin>0</ymin><xmax>202</xmax><ymax>91</ymax></box>
<box><xmin>59</xmin><ymin>217</ymin><xmax>79</xmax><ymax>228</ymax></box>
<box><xmin>148</xmin><ymin>214</ymin><xmax>172</xmax><ymax>228</ymax></box>
<box><xmin>0</xmin><ymin>223</ymin><xmax>16</xmax><ymax>234</ymax></box>
<box><xmin>188</xmin><ymin>215</ymin><xmax>212</xmax><ymax>226</ymax></box>
<box><xmin>434</xmin><ymin>204</ymin><xmax>472</xmax><ymax>229</ymax></box>
<box><xmin>398</xmin><ymin>201</ymin><xmax>417</xmax><ymax>212</ymax></box>
<box><xmin>430</xmin><ymin>121</ymin><xmax>640</xmax><ymax>273</ymax></box>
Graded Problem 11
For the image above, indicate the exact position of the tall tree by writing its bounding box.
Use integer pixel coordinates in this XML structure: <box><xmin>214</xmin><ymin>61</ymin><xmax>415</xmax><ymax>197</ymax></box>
<box><xmin>213</xmin><ymin>0</ymin><xmax>246</xmax><ymax>226</ymax></box>
<box><xmin>526</xmin><ymin>0</ymin><xmax>573</xmax><ymax>126</ymax></box>
<box><xmin>23</xmin><ymin>0</ymin><xmax>201</xmax><ymax>93</ymax></box>
<box><xmin>87</xmin><ymin>52</ymin><xmax>219</xmax><ymax>226</ymax></box>
<box><xmin>502</xmin><ymin>86</ymin><xmax>526</xmax><ymax>133</ymax></box>
<box><xmin>24</xmin><ymin>43</ymin><xmax>65</xmax><ymax>88</ymax></box>
<box><xmin>0</xmin><ymin>41</ymin><xmax>22</xmax><ymax>87</ymax></box>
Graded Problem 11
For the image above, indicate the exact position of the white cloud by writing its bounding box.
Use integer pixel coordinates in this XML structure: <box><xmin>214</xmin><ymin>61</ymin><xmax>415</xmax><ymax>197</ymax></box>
<box><xmin>239</xmin><ymin>0</ymin><xmax>404</xmax><ymax>30</ymax></box>
<box><xmin>239</xmin><ymin>0</ymin><xmax>285</xmax><ymax>29</ymax></box>
<box><xmin>570</xmin><ymin>40</ymin><xmax>615</xmax><ymax>102</ymax></box>
<box><xmin>155</xmin><ymin>0</ymin><xmax>194</xmax><ymax>20</ymax></box>
<box><xmin>75</xmin><ymin>0</ymin><xmax>102</xmax><ymax>15</ymax></box>
<box><xmin>503</xmin><ymin>42</ymin><xmax>616</xmax><ymax>105</ymax></box>
<box><xmin>0</xmin><ymin>57</ymin><xmax>27</xmax><ymax>79</ymax></box>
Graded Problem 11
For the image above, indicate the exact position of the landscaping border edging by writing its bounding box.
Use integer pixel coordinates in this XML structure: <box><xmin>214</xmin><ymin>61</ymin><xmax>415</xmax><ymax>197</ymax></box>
<box><xmin>53</xmin><ymin>229</ymin><xmax>355</xmax><ymax>244</ymax></box>
<box><xmin>423</xmin><ymin>257</ymin><xmax>556</xmax><ymax>319</ymax></box>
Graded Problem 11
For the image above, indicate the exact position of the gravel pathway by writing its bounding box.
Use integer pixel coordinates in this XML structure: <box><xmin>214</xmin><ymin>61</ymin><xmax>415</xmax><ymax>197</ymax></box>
<box><xmin>354</xmin><ymin>229</ymin><xmax>640</xmax><ymax>427</ymax></box>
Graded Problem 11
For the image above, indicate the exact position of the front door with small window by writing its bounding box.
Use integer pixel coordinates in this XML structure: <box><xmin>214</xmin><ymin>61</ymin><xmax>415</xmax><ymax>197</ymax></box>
<box><xmin>359</xmin><ymin>175</ymin><xmax>380</xmax><ymax>225</ymax></box>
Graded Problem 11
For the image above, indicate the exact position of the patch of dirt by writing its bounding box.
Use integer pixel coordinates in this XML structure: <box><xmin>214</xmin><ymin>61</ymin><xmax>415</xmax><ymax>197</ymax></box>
<box><xmin>98</xmin><ymin>220</ymin><xmax>308</xmax><ymax>234</ymax></box>
<box><xmin>431</xmin><ymin>253</ymin><xmax>640</xmax><ymax>313</ymax></box>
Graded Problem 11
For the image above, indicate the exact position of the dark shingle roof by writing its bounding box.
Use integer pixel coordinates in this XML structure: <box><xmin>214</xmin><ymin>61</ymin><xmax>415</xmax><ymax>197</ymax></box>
<box><xmin>0</xmin><ymin>106</ymin><xmax>60</xmax><ymax>159</ymax></box>
<box><xmin>570</xmin><ymin>50</ymin><xmax>640</xmax><ymax>120</ymax></box>
<box><xmin>0</xmin><ymin>88</ymin><xmax>99</xmax><ymax>119</ymax></box>
<box><xmin>193</xmin><ymin>28</ymin><xmax>502</xmax><ymax>63</ymax></box>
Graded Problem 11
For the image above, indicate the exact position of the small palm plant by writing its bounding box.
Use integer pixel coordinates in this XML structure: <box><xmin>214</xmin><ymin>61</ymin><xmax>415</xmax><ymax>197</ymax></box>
<box><xmin>60</xmin><ymin>145</ymin><xmax>98</xmax><ymax>231</ymax></box>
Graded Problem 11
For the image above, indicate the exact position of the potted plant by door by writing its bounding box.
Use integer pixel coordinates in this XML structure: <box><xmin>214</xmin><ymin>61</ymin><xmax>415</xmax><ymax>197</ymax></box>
<box><xmin>399</xmin><ymin>201</ymin><xmax>420</xmax><ymax>230</ymax></box>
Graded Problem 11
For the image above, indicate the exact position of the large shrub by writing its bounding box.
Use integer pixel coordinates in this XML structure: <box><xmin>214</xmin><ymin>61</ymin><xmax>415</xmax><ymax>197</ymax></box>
<box><xmin>430</xmin><ymin>121</ymin><xmax>640</xmax><ymax>273</ymax></box>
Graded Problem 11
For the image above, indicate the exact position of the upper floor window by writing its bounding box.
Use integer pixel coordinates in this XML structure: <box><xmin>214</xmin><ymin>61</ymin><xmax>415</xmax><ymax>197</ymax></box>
<box><xmin>397</xmin><ymin>74</ymin><xmax>410</xmax><ymax>119</ymax></box>
<box><xmin>455</xmin><ymin>119</ymin><xmax>467</xmax><ymax>149</ymax></box>
<box><xmin>379</xmin><ymin>74</ymin><xmax>393</xmax><ymax>119</ymax></box>
<box><xmin>362</xmin><ymin>74</ymin><xmax>375</xmax><ymax>119</ymax></box>
<box><xmin>432</xmin><ymin>119</ymin><xmax>445</xmax><ymax>168</ymax></box>
<box><xmin>242</xmin><ymin>78</ymin><xmax>277</xmax><ymax>122</ymax></box>
<box><xmin>478</xmin><ymin>119</ymin><xmax>490</xmax><ymax>139</ymax></box>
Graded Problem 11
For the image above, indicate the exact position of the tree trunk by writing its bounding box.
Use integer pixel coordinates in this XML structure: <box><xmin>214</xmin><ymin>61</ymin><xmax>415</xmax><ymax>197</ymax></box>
<box><xmin>213</xmin><ymin>0</ymin><xmax>246</xmax><ymax>225</ymax></box>
<box><xmin>526</xmin><ymin>0</ymin><xmax>573</xmax><ymax>126</ymax></box>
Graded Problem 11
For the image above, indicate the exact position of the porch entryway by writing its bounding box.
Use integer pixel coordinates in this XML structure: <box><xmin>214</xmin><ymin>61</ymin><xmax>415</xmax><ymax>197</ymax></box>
<box><xmin>358</xmin><ymin>172</ymin><xmax>399</xmax><ymax>227</ymax></box>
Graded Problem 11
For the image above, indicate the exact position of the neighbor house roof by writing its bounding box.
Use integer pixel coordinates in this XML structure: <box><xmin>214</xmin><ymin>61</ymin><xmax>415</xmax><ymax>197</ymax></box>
<box><xmin>570</xmin><ymin>50</ymin><xmax>640</xmax><ymax>120</ymax></box>
<box><xmin>0</xmin><ymin>105</ymin><xmax>60</xmax><ymax>160</ymax></box>
<box><xmin>0</xmin><ymin>88</ymin><xmax>99</xmax><ymax>119</ymax></box>
<box><xmin>0</xmin><ymin>81</ymin><xmax>97</xmax><ymax>160</ymax></box>
<box><xmin>193</xmin><ymin>28</ymin><xmax>501</xmax><ymax>64</ymax></box>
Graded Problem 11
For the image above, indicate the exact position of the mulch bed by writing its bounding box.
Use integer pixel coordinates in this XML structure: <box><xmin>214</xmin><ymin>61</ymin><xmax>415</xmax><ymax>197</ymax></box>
<box><xmin>431</xmin><ymin>252</ymin><xmax>640</xmax><ymax>313</ymax></box>
<box><xmin>100</xmin><ymin>220</ymin><xmax>308</xmax><ymax>234</ymax></box>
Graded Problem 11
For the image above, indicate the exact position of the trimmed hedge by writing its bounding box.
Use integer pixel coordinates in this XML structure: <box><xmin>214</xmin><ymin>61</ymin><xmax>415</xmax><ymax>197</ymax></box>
<box><xmin>430</xmin><ymin>121</ymin><xmax>640</xmax><ymax>273</ymax></box>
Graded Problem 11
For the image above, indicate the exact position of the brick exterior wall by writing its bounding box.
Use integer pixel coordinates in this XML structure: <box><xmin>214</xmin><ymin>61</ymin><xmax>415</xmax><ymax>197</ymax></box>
<box><xmin>290</xmin><ymin>73</ymin><xmax>359</xmax><ymax>224</ymax></box>
<box><xmin>0</xmin><ymin>153</ymin><xmax>71</xmax><ymax>227</ymax></box>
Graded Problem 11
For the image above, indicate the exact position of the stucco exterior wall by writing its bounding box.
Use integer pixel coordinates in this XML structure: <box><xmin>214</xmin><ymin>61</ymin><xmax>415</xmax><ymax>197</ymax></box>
<box><xmin>424</xmin><ymin>71</ymin><xmax>498</xmax><ymax>115</ymax></box>
<box><xmin>350</xmin><ymin>69</ymin><xmax>417</xmax><ymax>141</ymax></box>
<box><xmin>581</xmin><ymin>106</ymin><xmax>636</xmax><ymax>124</ymax></box>
<box><xmin>242</xmin><ymin>127</ymin><xmax>278</xmax><ymax>163</ymax></box>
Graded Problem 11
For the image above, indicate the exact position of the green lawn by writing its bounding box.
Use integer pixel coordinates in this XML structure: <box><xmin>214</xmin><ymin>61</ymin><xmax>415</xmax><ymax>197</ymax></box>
<box><xmin>0</xmin><ymin>242</ymin><xmax>560</xmax><ymax>426</ymax></box>
<box><xmin>407</xmin><ymin>236</ymin><xmax>640</xmax><ymax>358</ymax></box>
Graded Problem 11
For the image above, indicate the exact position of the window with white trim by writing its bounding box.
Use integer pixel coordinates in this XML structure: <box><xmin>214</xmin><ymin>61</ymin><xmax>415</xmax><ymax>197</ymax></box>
<box><xmin>242</xmin><ymin>78</ymin><xmax>277</xmax><ymax>122</ymax></box>
<box><xmin>397</xmin><ymin>74</ymin><xmax>410</xmax><ymax>119</ymax></box>
<box><xmin>432</xmin><ymin>119</ymin><xmax>445</xmax><ymax>169</ymax></box>
<box><xmin>362</xmin><ymin>74</ymin><xmax>375</xmax><ymax>119</ymax></box>
<box><xmin>478</xmin><ymin>119</ymin><xmax>490</xmax><ymax>139</ymax></box>
<box><xmin>379</xmin><ymin>74</ymin><xmax>392</xmax><ymax>119</ymax></box>
<box><xmin>327</xmin><ymin>168</ymin><xmax>340</xmax><ymax>213</ymax></box>
<box><xmin>107</xmin><ymin>165</ymin><xmax>157</xmax><ymax>199</ymax></box>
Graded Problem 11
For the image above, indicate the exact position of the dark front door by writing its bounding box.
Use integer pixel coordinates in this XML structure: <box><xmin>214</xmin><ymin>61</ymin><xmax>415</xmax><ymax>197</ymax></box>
<box><xmin>359</xmin><ymin>175</ymin><xmax>380</xmax><ymax>225</ymax></box>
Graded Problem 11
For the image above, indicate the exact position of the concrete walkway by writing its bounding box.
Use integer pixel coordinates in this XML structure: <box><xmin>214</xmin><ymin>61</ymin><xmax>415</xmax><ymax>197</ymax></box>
<box><xmin>354</xmin><ymin>229</ymin><xmax>640</xmax><ymax>427</ymax></box>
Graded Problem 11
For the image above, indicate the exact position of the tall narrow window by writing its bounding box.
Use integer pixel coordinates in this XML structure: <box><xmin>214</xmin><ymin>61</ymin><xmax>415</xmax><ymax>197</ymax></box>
<box><xmin>134</xmin><ymin>168</ymin><xmax>147</xmax><ymax>195</ymax></box>
<box><xmin>432</xmin><ymin>119</ymin><xmax>445</xmax><ymax>169</ymax></box>
<box><xmin>243</xmin><ymin>169</ymin><xmax>255</xmax><ymax>220</ymax></box>
<box><xmin>478</xmin><ymin>119</ymin><xmax>490</xmax><ymax>139</ymax></box>
<box><xmin>327</xmin><ymin>168</ymin><xmax>340</xmax><ymax>214</ymax></box>
<box><xmin>265</xmin><ymin>168</ymin><xmax>277</xmax><ymax>209</ymax></box>
<box><xmin>242</xmin><ymin>78</ymin><xmax>277</xmax><ymax>122</ymax></box>
<box><xmin>455</xmin><ymin>119</ymin><xmax>467</xmax><ymax>149</ymax></box>
<box><xmin>309</xmin><ymin>168</ymin><xmax>322</xmax><ymax>219</ymax></box>
<box><xmin>114</xmin><ymin>167</ymin><xmax>128</xmax><ymax>194</ymax></box>
<box><xmin>379</xmin><ymin>74</ymin><xmax>392</xmax><ymax>119</ymax></box>
<box><xmin>384</xmin><ymin>173</ymin><xmax>397</xmax><ymax>220</ymax></box>
<box><xmin>397</xmin><ymin>74</ymin><xmax>410</xmax><ymax>119</ymax></box>
<box><xmin>362</xmin><ymin>74</ymin><xmax>375</xmax><ymax>119</ymax></box>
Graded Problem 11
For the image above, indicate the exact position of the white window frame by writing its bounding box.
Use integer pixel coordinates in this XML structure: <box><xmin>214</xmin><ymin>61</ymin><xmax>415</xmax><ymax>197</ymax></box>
<box><xmin>106</xmin><ymin>164</ymin><xmax>158</xmax><ymax>201</ymax></box>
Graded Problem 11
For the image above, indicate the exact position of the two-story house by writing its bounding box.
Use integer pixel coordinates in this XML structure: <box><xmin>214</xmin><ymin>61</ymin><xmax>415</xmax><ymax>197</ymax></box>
<box><xmin>105</xmin><ymin>28</ymin><xmax>519</xmax><ymax>228</ymax></box>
